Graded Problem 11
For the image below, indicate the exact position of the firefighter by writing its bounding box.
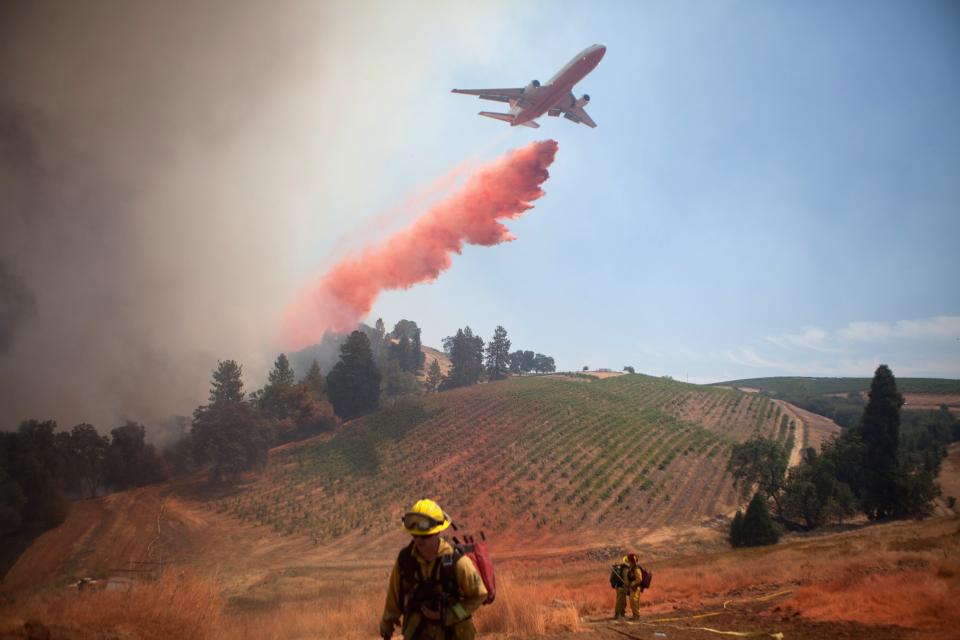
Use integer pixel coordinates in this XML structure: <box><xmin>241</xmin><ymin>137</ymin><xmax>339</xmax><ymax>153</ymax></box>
<box><xmin>610</xmin><ymin>553</ymin><xmax>644</xmax><ymax>619</ymax></box>
<box><xmin>380</xmin><ymin>499</ymin><xmax>488</xmax><ymax>640</ymax></box>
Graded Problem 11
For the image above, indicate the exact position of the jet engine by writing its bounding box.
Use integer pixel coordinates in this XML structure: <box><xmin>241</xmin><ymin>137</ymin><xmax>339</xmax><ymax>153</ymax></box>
<box><xmin>524</xmin><ymin>79</ymin><xmax>541</xmax><ymax>92</ymax></box>
<box><xmin>575</xmin><ymin>94</ymin><xmax>590</xmax><ymax>108</ymax></box>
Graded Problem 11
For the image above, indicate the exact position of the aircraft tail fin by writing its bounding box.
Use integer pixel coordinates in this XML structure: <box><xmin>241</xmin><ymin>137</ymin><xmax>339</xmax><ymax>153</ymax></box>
<box><xmin>478</xmin><ymin>111</ymin><xmax>516</xmax><ymax>124</ymax></box>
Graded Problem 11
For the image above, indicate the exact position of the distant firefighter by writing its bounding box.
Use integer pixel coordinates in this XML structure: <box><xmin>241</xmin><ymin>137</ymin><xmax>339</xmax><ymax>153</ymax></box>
<box><xmin>380</xmin><ymin>499</ymin><xmax>488</xmax><ymax>640</ymax></box>
<box><xmin>609</xmin><ymin>553</ymin><xmax>650</xmax><ymax>620</ymax></box>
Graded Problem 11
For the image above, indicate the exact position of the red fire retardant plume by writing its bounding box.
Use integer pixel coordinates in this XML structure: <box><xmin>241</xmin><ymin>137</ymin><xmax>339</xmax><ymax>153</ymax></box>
<box><xmin>283</xmin><ymin>139</ymin><xmax>559</xmax><ymax>348</ymax></box>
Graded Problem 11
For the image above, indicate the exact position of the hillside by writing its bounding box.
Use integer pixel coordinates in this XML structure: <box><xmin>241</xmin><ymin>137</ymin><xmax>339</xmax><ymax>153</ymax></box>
<box><xmin>3</xmin><ymin>374</ymin><xmax>842</xmax><ymax>592</ymax></box>
<box><xmin>714</xmin><ymin>376</ymin><xmax>960</xmax><ymax>429</ymax></box>
<box><xmin>214</xmin><ymin>375</ymin><xmax>819</xmax><ymax>549</ymax></box>
<box><xmin>713</xmin><ymin>376</ymin><xmax>960</xmax><ymax>395</ymax></box>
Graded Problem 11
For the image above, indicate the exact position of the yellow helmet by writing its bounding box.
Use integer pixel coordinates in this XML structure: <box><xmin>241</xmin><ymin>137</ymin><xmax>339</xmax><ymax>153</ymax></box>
<box><xmin>402</xmin><ymin>499</ymin><xmax>451</xmax><ymax>536</ymax></box>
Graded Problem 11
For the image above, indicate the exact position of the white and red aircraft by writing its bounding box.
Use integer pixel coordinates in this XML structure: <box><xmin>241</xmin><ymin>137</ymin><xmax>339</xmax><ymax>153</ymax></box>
<box><xmin>452</xmin><ymin>44</ymin><xmax>606</xmax><ymax>128</ymax></box>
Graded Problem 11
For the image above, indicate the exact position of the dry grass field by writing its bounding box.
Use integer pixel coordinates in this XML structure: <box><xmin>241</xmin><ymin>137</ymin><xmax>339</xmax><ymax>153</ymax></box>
<box><xmin>2</xmin><ymin>514</ymin><xmax>957</xmax><ymax>639</ymax></box>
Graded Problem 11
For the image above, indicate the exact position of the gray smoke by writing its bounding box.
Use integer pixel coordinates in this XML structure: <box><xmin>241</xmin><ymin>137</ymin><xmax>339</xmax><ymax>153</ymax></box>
<box><xmin>0</xmin><ymin>260</ymin><xmax>37</xmax><ymax>352</ymax></box>
<box><xmin>0</xmin><ymin>1</ymin><xmax>326</xmax><ymax>432</ymax></box>
<box><xmin>0</xmin><ymin>1</ymin><xmax>519</xmax><ymax>435</ymax></box>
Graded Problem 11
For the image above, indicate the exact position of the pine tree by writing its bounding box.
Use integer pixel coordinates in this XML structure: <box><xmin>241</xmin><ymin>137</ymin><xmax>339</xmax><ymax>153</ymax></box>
<box><xmin>425</xmin><ymin>359</ymin><xmax>443</xmax><ymax>394</ymax></box>
<box><xmin>855</xmin><ymin>364</ymin><xmax>903</xmax><ymax>519</ymax></box>
<box><xmin>410</xmin><ymin>329</ymin><xmax>425</xmax><ymax>373</ymax></box>
<box><xmin>372</xmin><ymin>318</ymin><xmax>387</xmax><ymax>363</ymax></box>
<box><xmin>303</xmin><ymin>359</ymin><xmax>325</xmax><ymax>398</ymax></box>
<box><xmin>740</xmin><ymin>493</ymin><xmax>780</xmax><ymax>547</ymax></box>
<box><xmin>326</xmin><ymin>330</ymin><xmax>382</xmax><ymax>419</ymax></box>
<box><xmin>441</xmin><ymin>327</ymin><xmax>485</xmax><ymax>389</ymax></box>
<box><xmin>258</xmin><ymin>354</ymin><xmax>297</xmax><ymax>421</ymax></box>
<box><xmin>268</xmin><ymin>354</ymin><xmax>295</xmax><ymax>388</ymax></box>
<box><xmin>485</xmin><ymin>325</ymin><xmax>511</xmax><ymax>381</ymax></box>
<box><xmin>192</xmin><ymin>360</ymin><xmax>273</xmax><ymax>482</ymax></box>
<box><xmin>209</xmin><ymin>360</ymin><xmax>244</xmax><ymax>403</ymax></box>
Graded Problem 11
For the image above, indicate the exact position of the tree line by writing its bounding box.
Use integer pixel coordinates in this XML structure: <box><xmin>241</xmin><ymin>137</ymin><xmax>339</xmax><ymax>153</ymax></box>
<box><xmin>1</xmin><ymin>318</ymin><xmax>555</xmax><ymax>539</ymax></box>
<box><xmin>727</xmin><ymin>364</ymin><xmax>956</xmax><ymax>547</ymax></box>
<box><xmin>1</xmin><ymin>420</ymin><xmax>167</xmax><ymax>536</ymax></box>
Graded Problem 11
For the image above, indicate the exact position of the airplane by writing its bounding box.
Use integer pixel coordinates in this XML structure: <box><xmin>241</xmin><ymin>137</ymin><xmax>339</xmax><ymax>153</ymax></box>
<box><xmin>451</xmin><ymin>44</ymin><xmax>606</xmax><ymax>128</ymax></box>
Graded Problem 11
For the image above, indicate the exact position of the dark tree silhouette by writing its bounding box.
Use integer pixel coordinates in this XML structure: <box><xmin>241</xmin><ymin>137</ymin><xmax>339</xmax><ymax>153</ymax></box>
<box><xmin>326</xmin><ymin>330</ymin><xmax>382</xmax><ymax>419</ymax></box>
<box><xmin>65</xmin><ymin>423</ymin><xmax>109</xmax><ymax>498</ymax></box>
<box><xmin>105</xmin><ymin>421</ymin><xmax>167</xmax><ymax>489</ymax></box>
<box><xmin>1</xmin><ymin>421</ymin><xmax>68</xmax><ymax>528</ymax></box>
<box><xmin>192</xmin><ymin>360</ymin><xmax>273</xmax><ymax>482</ymax></box>
<box><xmin>303</xmin><ymin>359</ymin><xmax>325</xmax><ymax>398</ymax></box>
<box><xmin>389</xmin><ymin>320</ymin><xmax>425</xmax><ymax>373</ymax></box>
<box><xmin>729</xmin><ymin>509</ymin><xmax>744</xmax><ymax>548</ymax></box>
<box><xmin>739</xmin><ymin>493</ymin><xmax>780</xmax><ymax>547</ymax></box>
<box><xmin>441</xmin><ymin>327</ymin><xmax>485</xmax><ymax>389</ymax></box>
<box><xmin>726</xmin><ymin>437</ymin><xmax>788</xmax><ymax>518</ymax></box>
<box><xmin>485</xmin><ymin>325</ymin><xmax>512</xmax><ymax>381</ymax></box>
<box><xmin>0</xmin><ymin>466</ymin><xmax>26</xmax><ymax>536</ymax></box>
<box><xmin>533</xmin><ymin>353</ymin><xmax>555</xmax><ymax>373</ymax></box>
<box><xmin>256</xmin><ymin>353</ymin><xmax>297</xmax><ymax>421</ymax></box>
<box><xmin>854</xmin><ymin>364</ymin><xmax>903</xmax><ymax>519</ymax></box>
<box><xmin>191</xmin><ymin>402</ymin><xmax>272</xmax><ymax>481</ymax></box>
<box><xmin>425</xmin><ymin>359</ymin><xmax>443</xmax><ymax>394</ymax></box>
<box><xmin>208</xmin><ymin>360</ymin><xmax>244</xmax><ymax>403</ymax></box>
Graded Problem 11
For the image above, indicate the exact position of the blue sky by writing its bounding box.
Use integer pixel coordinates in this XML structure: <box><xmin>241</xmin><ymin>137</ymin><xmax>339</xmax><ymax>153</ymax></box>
<box><xmin>308</xmin><ymin>1</ymin><xmax>960</xmax><ymax>381</ymax></box>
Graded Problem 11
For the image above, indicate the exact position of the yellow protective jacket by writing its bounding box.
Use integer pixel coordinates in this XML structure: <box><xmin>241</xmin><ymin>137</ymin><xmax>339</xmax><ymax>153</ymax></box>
<box><xmin>612</xmin><ymin>562</ymin><xmax>643</xmax><ymax>591</ymax></box>
<box><xmin>380</xmin><ymin>538</ymin><xmax>488</xmax><ymax>640</ymax></box>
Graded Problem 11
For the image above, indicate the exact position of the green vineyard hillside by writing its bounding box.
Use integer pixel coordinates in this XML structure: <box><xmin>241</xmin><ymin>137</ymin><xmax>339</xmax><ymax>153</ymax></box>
<box><xmin>216</xmin><ymin>375</ymin><xmax>799</xmax><ymax>546</ymax></box>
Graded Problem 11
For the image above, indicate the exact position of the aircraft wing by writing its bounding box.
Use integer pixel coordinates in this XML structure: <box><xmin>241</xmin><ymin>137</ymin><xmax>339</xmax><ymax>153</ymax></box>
<box><xmin>451</xmin><ymin>88</ymin><xmax>525</xmax><ymax>103</ymax></box>
<box><xmin>563</xmin><ymin>106</ymin><xmax>597</xmax><ymax>128</ymax></box>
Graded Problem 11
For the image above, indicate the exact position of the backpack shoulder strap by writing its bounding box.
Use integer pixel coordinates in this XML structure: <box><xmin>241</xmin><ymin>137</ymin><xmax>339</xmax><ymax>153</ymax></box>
<box><xmin>397</xmin><ymin>542</ymin><xmax>418</xmax><ymax>591</ymax></box>
<box><xmin>440</xmin><ymin>544</ymin><xmax>465</xmax><ymax>596</ymax></box>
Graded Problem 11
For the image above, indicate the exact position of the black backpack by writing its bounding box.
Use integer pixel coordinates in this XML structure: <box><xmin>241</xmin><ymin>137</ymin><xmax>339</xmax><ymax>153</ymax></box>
<box><xmin>638</xmin><ymin>565</ymin><xmax>653</xmax><ymax>592</ymax></box>
<box><xmin>609</xmin><ymin>563</ymin><xmax>627</xmax><ymax>589</ymax></box>
<box><xmin>609</xmin><ymin>563</ymin><xmax>652</xmax><ymax>591</ymax></box>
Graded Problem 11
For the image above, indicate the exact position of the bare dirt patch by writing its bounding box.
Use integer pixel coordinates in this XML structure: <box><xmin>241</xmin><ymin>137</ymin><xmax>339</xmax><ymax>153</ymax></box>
<box><xmin>903</xmin><ymin>393</ymin><xmax>960</xmax><ymax>412</ymax></box>
<box><xmin>779</xmin><ymin>401</ymin><xmax>842</xmax><ymax>455</ymax></box>
<box><xmin>585</xmin><ymin>371</ymin><xmax>625</xmax><ymax>379</ymax></box>
<box><xmin>714</xmin><ymin>386</ymin><xmax>760</xmax><ymax>393</ymax></box>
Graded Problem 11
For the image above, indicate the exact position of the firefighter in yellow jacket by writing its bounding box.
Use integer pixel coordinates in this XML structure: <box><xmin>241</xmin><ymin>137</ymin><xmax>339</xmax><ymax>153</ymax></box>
<box><xmin>611</xmin><ymin>553</ymin><xmax>643</xmax><ymax>619</ymax></box>
<box><xmin>380</xmin><ymin>499</ymin><xmax>488</xmax><ymax>640</ymax></box>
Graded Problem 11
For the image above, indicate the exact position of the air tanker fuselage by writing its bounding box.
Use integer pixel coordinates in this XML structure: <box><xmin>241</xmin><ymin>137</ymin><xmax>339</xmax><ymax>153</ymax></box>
<box><xmin>452</xmin><ymin>44</ymin><xmax>606</xmax><ymax>128</ymax></box>
<box><xmin>512</xmin><ymin>45</ymin><xmax>606</xmax><ymax>126</ymax></box>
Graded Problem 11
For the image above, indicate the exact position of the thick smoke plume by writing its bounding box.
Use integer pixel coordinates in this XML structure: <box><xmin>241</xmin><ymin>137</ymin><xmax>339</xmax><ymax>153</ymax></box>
<box><xmin>0</xmin><ymin>1</ymin><xmax>530</xmax><ymax>433</ymax></box>
<box><xmin>283</xmin><ymin>140</ymin><xmax>559</xmax><ymax>347</ymax></box>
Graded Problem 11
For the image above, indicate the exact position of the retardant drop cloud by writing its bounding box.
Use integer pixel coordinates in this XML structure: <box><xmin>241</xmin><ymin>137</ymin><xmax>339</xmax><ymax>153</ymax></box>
<box><xmin>282</xmin><ymin>139</ymin><xmax>559</xmax><ymax>347</ymax></box>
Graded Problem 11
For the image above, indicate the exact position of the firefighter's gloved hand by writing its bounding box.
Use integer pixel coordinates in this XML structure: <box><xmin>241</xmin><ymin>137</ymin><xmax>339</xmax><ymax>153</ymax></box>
<box><xmin>420</xmin><ymin>604</ymin><xmax>442</xmax><ymax>621</ymax></box>
<box><xmin>378</xmin><ymin>620</ymin><xmax>394</xmax><ymax>639</ymax></box>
